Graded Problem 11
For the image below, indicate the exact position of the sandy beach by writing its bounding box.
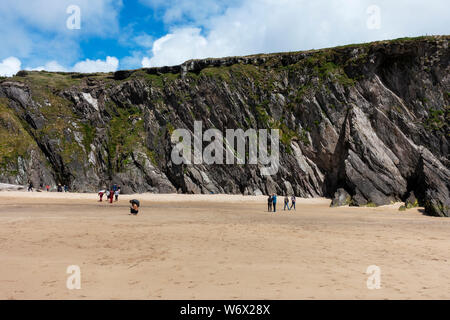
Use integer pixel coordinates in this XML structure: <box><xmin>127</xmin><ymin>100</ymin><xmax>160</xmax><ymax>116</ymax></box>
<box><xmin>0</xmin><ymin>191</ymin><xmax>449</xmax><ymax>300</ymax></box>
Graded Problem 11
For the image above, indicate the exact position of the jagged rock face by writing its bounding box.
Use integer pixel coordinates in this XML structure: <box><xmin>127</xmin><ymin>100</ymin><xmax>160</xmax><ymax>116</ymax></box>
<box><xmin>0</xmin><ymin>36</ymin><xmax>448</xmax><ymax>216</ymax></box>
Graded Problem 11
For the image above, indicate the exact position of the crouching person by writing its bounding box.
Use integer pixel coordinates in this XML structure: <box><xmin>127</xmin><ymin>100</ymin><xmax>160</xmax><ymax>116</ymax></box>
<box><xmin>129</xmin><ymin>199</ymin><xmax>140</xmax><ymax>216</ymax></box>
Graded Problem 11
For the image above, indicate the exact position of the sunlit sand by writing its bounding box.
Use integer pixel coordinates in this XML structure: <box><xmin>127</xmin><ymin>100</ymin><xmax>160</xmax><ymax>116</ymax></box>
<box><xmin>0</xmin><ymin>192</ymin><xmax>449</xmax><ymax>300</ymax></box>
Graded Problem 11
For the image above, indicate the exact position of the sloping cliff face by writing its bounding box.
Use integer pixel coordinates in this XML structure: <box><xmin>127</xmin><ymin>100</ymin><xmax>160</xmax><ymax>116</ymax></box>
<box><xmin>0</xmin><ymin>36</ymin><xmax>448</xmax><ymax>216</ymax></box>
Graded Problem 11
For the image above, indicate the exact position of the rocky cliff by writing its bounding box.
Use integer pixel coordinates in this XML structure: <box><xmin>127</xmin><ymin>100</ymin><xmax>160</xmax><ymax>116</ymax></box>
<box><xmin>0</xmin><ymin>36</ymin><xmax>448</xmax><ymax>216</ymax></box>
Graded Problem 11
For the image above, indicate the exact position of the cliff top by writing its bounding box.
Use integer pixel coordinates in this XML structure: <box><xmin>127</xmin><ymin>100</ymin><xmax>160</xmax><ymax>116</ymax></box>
<box><xmin>1</xmin><ymin>35</ymin><xmax>448</xmax><ymax>84</ymax></box>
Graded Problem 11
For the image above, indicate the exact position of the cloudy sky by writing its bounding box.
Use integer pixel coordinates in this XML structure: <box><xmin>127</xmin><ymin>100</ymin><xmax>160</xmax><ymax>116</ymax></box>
<box><xmin>0</xmin><ymin>0</ymin><xmax>448</xmax><ymax>76</ymax></box>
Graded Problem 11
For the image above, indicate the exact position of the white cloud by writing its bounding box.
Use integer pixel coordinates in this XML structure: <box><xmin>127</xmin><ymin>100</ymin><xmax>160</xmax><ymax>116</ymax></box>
<box><xmin>0</xmin><ymin>0</ymin><xmax>121</xmax><ymax>36</ymax></box>
<box><xmin>0</xmin><ymin>56</ymin><xmax>119</xmax><ymax>76</ymax></box>
<box><xmin>0</xmin><ymin>0</ymin><xmax>122</xmax><ymax>67</ymax></box>
<box><xmin>143</xmin><ymin>28</ymin><xmax>211</xmax><ymax>67</ymax></box>
<box><xmin>31</xmin><ymin>61</ymin><xmax>67</xmax><ymax>72</ymax></box>
<box><xmin>72</xmin><ymin>57</ymin><xmax>120</xmax><ymax>73</ymax></box>
<box><xmin>141</xmin><ymin>57</ymin><xmax>151</xmax><ymax>68</ymax></box>
<box><xmin>141</xmin><ymin>0</ymin><xmax>450</xmax><ymax>68</ymax></box>
<box><xmin>133</xmin><ymin>34</ymin><xmax>155</xmax><ymax>48</ymax></box>
<box><xmin>0</xmin><ymin>57</ymin><xmax>22</xmax><ymax>77</ymax></box>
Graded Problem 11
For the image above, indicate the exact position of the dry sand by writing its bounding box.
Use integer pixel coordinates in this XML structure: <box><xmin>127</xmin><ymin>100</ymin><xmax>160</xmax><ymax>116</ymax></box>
<box><xmin>0</xmin><ymin>191</ymin><xmax>449</xmax><ymax>300</ymax></box>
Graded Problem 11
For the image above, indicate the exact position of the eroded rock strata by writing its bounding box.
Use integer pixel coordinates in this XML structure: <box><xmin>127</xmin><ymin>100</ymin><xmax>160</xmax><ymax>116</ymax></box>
<box><xmin>0</xmin><ymin>36</ymin><xmax>448</xmax><ymax>216</ymax></box>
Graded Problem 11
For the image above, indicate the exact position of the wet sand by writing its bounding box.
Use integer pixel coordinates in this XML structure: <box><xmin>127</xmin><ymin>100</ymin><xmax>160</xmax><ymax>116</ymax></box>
<box><xmin>0</xmin><ymin>192</ymin><xmax>449</xmax><ymax>300</ymax></box>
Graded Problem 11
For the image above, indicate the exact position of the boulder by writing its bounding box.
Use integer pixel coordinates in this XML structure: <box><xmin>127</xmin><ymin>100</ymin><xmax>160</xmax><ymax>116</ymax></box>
<box><xmin>331</xmin><ymin>188</ymin><xmax>352</xmax><ymax>207</ymax></box>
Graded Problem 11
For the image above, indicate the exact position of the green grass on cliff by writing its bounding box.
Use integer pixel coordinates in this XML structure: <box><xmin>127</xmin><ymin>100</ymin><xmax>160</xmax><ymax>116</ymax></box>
<box><xmin>0</xmin><ymin>98</ymin><xmax>37</xmax><ymax>172</ymax></box>
<box><xmin>106</xmin><ymin>102</ymin><xmax>150</xmax><ymax>171</ymax></box>
<box><xmin>9</xmin><ymin>71</ymin><xmax>82</xmax><ymax>90</ymax></box>
<box><xmin>424</xmin><ymin>106</ymin><xmax>449</xmax><ymax>133</ymax></box>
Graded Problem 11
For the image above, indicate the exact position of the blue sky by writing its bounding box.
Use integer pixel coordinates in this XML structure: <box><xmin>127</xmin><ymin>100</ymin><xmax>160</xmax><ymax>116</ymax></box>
<box><xmin>0</xmin><ymin>0</ymin><xmax>448</xmax><ymax>76</ymax></box>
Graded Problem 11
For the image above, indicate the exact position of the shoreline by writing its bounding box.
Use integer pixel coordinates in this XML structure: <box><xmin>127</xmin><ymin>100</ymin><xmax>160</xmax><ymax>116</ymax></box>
<box><xmin>0</xmin><ymin>190</ymin><xmax>410</xmax><ymax>209</ymax></box>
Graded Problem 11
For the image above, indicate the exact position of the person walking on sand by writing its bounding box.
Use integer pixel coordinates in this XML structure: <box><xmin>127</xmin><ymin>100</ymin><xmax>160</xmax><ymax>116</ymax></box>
<box><xmin>28</xmin><ymin>181</ymin><xmax>33</xmax><ymax>192</ymax></box>
<box><xmin>109</xmin><ymin>189</ymin><xmax>114</xmax><ymax>204</ymax></box>
<box><xmin>272</xmin><ymin>194</ymin><xmax>277</xmax><ymax>212</ymax></box>
<box><xmin>267</xmin><ymin>194</ymin><xmax>273</xmax><ymax>212</ymax></box>
<box><xmin>46</xmin><ymin>184</ymin><xmax>50</xmax><ymax>192</ymax></box>
<box><xmin>114</xmin><ymin>189</ymin><xmax>120</xmax><ymax>202</ymax></box>
<box><xmin>284</xmin><ymin>196</ymin><xmax>290</xmax><ymax>211</ymax></box>
<box><xmin>98</xmin><ymin>190</ymin><xmax>105</xmax><ymax>202</ymax></box>
<box><xmin>290</xmin><ymin>195</ymin><xmax>296</xmax><ymax>211</ymax></box>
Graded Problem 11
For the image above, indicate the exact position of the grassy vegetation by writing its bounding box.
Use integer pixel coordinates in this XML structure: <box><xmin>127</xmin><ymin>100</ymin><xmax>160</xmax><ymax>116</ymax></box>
<box><xmin>424</xmin><ymin>107</ymin><xmax>448</xmax><ymax>132</ymax></box>
<box><xmin>132</xmin><ymin>70</ymin><xmax>180</xmax><ymax>88</ymax></box>
<box><xmin>106</xmin><ymin>102</ymin><xmax>148</xmax><ymax>171</ymax></box>
<box><xmin>80</xmin><ymin>122</ymin><xmax>96</xmax><ymax>153</ymax></box>
<box><xmin>9</xmin><ymin>71</ymin><xmax>82</xmax><ymax>91</ymax></box>
<box><xmin>166</xmin><ymin>123</ymin><xmax>175</xmax><ymax>135</ymax></box>
<box><xmin>299</xmin><ymin>128</ymin><xmax>311</xmax><ymax>146</ymax></box>
<box><xmin>290</xmin><ymin>51</ymin><xmax>356</xmax><ymax>87</ymax></box>
<box><xmin>294</xmin><ymin>84</ymin><xmax>312</xmax><ymax>103</ymax></box>
<box><xmin>0</xmin><ymin>98</ymin><xmax>37</xmax><ymax>172</ymax></box>
<box><xmin>406</xmin><ymin>199</ymin><xmax>419</xmax><ymax>209</ymax></box>
<box><xmin>200</xmin><ymin>66</ymin><xmax>232</xmax><ymax>82</ymax></box>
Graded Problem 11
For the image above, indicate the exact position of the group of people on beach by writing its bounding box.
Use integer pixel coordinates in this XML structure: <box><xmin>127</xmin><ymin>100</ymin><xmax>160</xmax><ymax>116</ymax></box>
<box><xmin>27</xmin><ymin>181</ymin><xmax>69</xmax><ymax>193</ymax></box>
<box><xmin>98</xmin><ymin>184</ymin><xmax>121</xmax><ymax>203</ymax></box>
<box><xmin>97</xmin><ymin>184</ymin><xmax>140</xmax><ymax>216</ymax></box>
<box><xmin>267</xmin><ymin>194</ymin><xmax>296</xmax><ymax>212</ymax></box>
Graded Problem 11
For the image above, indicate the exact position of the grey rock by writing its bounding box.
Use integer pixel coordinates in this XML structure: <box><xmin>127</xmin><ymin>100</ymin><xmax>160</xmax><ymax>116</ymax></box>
<box><xmin>405</xmin><ymin>191</ymin><xmax>418</xmax><ymax>209</ymax></box>
<box><xmin>331</xmin><ymin>188</ymin><xmax>352</xmax><ymax>207</ymax></box>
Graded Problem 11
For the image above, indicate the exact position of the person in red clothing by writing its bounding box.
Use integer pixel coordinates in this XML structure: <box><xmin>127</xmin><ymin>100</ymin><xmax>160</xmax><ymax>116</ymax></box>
<box><xmin>109</xmin><ymin>189</ymin><xmax>114</xmax><ymax>203</ymax></box>
<box><xmin>98</xmin><ymin>190</ymin><xmax>105</xmax><ymax>202</ymax></box>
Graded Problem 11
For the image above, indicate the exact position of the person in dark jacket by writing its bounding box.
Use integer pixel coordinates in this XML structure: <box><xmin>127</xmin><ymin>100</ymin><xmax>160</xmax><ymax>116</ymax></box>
<box><xmin>272</xmin><ymin>194</ymin><xmax>277</xmax><ymax>212</ymax></box>
<box><xmin>267</xmin><ymin>195</ymin><xmax>273</xmax><ymax>212</ymax></box>
<box><xmin>129</xmin><ymin>199</ymin><xmax>140</xmax><ymax>215</ymax></box>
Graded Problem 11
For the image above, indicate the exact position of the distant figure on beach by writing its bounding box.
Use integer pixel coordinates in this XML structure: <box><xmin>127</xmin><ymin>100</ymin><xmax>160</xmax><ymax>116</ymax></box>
<box><xmin>57</xmin><ymin>184</ymin><xmax>63</xmax><ymax>192</ymax></box>
<box><xmin>109</xmin><ymin>189</ymin><xmax>114</xmax><ymax>204</ymax></box>
<box><xmin>272</xmin><ymin>194</ymin><xmax>277</xmax><ymax>212</ymax></box>
<box><xmin>129</xmin><ymin>199</ymin><xmax>140</xmax><ymax>215</ymax></box>
<box><xmin>46</xmin><ymin>185</ymin><xmax>50</xmax><ymax>192</ymax></box>
<box><xmin>98</xmin><ymin>190</ymin><xmax>105</xmax><ymax>202</ymax></box>
<box><xmin>28</xmin><ymin>181</ymin><xmax>33</xmax><ymax>192</ymax></box>
<box><xmin>267</xmin><ymin>195</ymin><xmax>273</xmax><ymax>212</ymax></box>
<box><xmin>114</xmin><ymin>189</ymin><xmax>120</xmax><ymax>202</ymax></box>
<box><xmin>105</xmin><ymin>190</ymin><xmax>110</xmax><ymax>200</ymax></box>
<box><xmin>290</xmin><ymin>195</ymin><xmax>296</xmax><ymax>210</ymax></box>
<box><xmin>64</xmin><ymin>185</ymin><xmax>69</xmax><ymax>193</ymax></box>
<box><xmin>284</xmin><ymin>196</ymin><xmax>290</xmax><ymax>211</ymax></box>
